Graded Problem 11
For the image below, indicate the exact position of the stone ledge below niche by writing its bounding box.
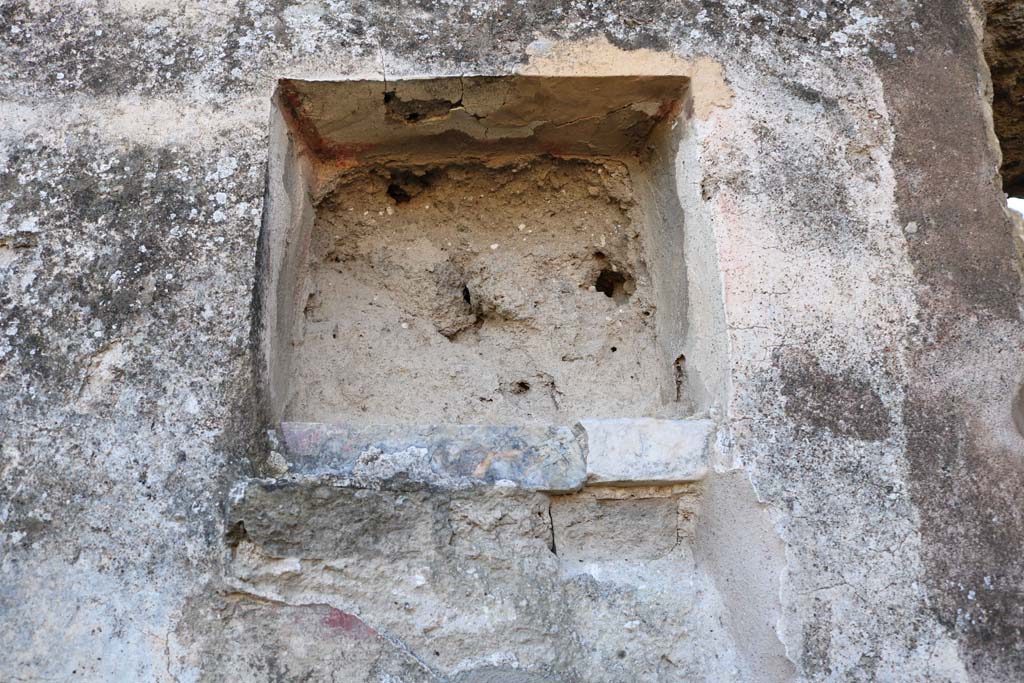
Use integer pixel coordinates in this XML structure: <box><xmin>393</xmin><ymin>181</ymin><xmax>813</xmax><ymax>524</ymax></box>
<box><xmin>256</xmin><ymin>419</ymin><xmax>713</xmax><ymax>494</ymax></box>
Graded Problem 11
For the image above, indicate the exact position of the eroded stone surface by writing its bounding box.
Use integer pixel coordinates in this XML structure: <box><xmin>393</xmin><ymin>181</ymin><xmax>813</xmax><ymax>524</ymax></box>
<box><xmin>224</xmin><ymin>482</ymin><xmax>743</xmax><ymax>682</ymax></box>
<box><xmin>190</xmin><ymin>599</ymin><xmax>443</xmax><ymax>682</ymax></box>
<box><xmin>279</xmin><ymin>421</ymin><xmax>586</xmax><ymax>492</ymax></box>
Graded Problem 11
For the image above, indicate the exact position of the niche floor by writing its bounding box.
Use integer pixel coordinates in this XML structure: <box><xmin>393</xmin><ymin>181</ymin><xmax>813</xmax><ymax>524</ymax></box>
<box><xmin>286</xmin><ymin>157</ymin><xmax>680</xmax><ymax>424</ymax></box>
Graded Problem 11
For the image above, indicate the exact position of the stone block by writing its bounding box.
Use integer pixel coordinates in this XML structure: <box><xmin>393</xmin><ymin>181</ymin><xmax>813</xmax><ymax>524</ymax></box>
<box><xmin>579</xmin><ymin>418</ymin><xmax>712</xmax><ymax>486</ymax></box>
<box><xmin>550</xmin><ymin>492</ymin><xmax>681</xmax><ymax>563</ymax></box>
<box><xmin>278</xmin><ymin>422</ymin><xmax>586</xmax><ymax>493</ymax></box>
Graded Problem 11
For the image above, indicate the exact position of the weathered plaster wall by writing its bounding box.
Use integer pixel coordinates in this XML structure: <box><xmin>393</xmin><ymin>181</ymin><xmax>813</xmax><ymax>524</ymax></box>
<box><xmin>1</xmin><ymin>1</ymin><xmax>1022</xmax><ymax>681</ymax></box>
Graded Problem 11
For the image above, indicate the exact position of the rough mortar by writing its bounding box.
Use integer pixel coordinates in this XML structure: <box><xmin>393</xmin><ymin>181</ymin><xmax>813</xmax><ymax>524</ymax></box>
<box><xmin>288</xmin><ymin>158</ymin><xmax>686</xmax><ymax>423</ymax></box>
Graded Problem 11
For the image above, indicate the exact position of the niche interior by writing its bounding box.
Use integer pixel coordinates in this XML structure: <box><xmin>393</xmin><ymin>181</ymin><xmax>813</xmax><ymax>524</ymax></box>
<box><xmin>257</xmin><ymin>75</ymin><xmax>706</xmax><ymax>427</ymax></box>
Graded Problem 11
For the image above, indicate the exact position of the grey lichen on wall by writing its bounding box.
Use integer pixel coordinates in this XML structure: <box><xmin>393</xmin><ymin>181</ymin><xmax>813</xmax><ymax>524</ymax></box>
<box><xmin>3</xmin><ymin>0</ymin><xmax>1024</xmax><ymax>682</ymax></box>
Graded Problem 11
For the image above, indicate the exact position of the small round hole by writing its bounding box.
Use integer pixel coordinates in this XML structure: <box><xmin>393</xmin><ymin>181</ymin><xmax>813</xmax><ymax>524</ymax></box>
<box><xmin>387</xmin><ymin>183</ymin><xmax>412</xmax><ymax>203</ymax></box>
<box><xmin>594</xmin><ymin>268</ymin><xmax>633</xmax><ymax>304</ymax></box>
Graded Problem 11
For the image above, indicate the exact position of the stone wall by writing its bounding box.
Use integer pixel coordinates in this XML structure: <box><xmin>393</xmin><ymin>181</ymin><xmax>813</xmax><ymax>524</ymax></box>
<box><xmin>1</xmin><ymin>1</ymin><xmax>1022</xmax><ymax>681</ymax></box>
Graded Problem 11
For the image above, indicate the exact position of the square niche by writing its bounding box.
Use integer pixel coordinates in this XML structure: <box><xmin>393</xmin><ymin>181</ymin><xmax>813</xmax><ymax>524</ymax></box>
<box><xmin>256</xmin><ymin>75</ymin><xmax>704</xmax><ymax>428</ymax></box>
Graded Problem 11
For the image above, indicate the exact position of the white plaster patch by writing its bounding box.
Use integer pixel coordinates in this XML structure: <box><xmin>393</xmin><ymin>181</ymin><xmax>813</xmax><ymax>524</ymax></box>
<box><xmin>581</xmin><ymin>418</ymin><xmax>712</xmax><ymax>485</ymax></box>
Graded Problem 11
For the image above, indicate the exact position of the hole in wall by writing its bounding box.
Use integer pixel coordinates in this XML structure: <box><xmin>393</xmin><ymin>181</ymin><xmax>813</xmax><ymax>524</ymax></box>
<box><xmin>260</xmin><ymin>74</ymin><xmax>702</xmax><ymax>424</ymax></box>
<box><xmin>386</xmin><ymin>170</ymin><xmax>435</xmax><ymax>204</ymax></box>
<box><xmin>594</xmin><ymin>268</ymin><xmax>635</xmax><ymax>304</ymax></box>
<box><xmin>384</xmin><ymin>90</ymin><xmax>462</xmax><ymax>124</ymax></box>
<box><xmin>386</xmin><ymin>183</ymin><xmax>412</xmax><ymax>203</ymax></box>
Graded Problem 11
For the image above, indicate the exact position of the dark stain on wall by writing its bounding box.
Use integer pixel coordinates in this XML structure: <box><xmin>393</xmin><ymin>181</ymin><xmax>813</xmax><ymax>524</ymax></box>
<box><xmin>876</xmin><ymin>0</ymin><xmax>1024</xmax><ymax>677</ymax></box>
<box><xmin>778</xmin><ymin>352</ymin><xmax>891</xmax><ymax>442</ymax></box>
